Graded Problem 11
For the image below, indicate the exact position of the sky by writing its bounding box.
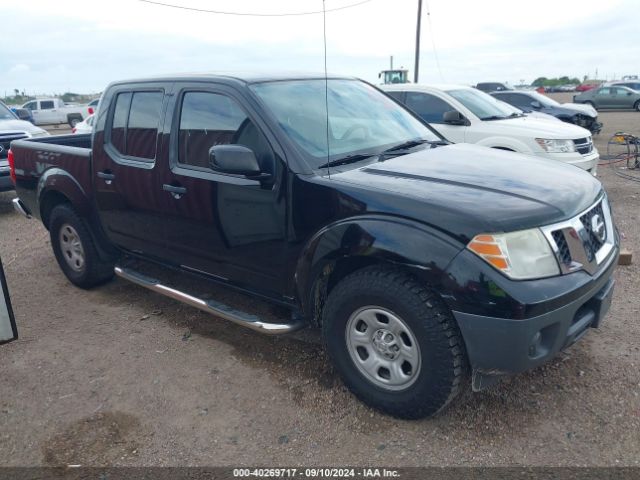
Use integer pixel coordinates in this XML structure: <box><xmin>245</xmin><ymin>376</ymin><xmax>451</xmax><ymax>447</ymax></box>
<box><xmin>1</xmin><ymin>0</ymin><xmax>638</xmax><ymax>97</ymax></box>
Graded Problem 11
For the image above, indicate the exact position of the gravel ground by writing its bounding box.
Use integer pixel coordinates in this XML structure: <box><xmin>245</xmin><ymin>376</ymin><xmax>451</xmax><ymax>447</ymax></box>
<box><xmin>0</xmin><ymin>103</ymin><xmax>639</xmax><ymax>467</ymax></box>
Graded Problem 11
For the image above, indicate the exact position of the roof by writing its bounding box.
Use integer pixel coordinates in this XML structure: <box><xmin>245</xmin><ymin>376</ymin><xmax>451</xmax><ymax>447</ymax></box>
<box><xmin>108</xmin><ymin>71</ymin><xmax>356</xmax><ymax>87</ymax></box>
<box><xmin>381</xmin><ymin>83</ymin><xmax>473</xmax><ymax>92</ymax></box>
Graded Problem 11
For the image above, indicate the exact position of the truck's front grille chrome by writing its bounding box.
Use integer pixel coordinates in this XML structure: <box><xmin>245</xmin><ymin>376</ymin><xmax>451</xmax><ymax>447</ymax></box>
<box><xmin>541</xmin><ymin>195</ymin><xmax>615</xmax><ymax>275</ymax></box>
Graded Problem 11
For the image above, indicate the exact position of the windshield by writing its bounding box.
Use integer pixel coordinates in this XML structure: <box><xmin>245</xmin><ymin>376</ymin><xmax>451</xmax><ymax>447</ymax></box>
<box><xmin>447</xmin><ymin>88</ymin><xmax>516</xmax><ymax>120</ymax></box>
<box><xmin>528</xmin><ymin>91</ymin><xmax>560</xmax><ymax>106</ymax></box>
<box><xmin>251</xmin><ymin>79</ymin><xmax>441</xmax><ymax>167</ymax></box>
<box><xmin>0</xmin><ymin>103</ymin><xmax>16</xmax><ymax>120</ymax></box>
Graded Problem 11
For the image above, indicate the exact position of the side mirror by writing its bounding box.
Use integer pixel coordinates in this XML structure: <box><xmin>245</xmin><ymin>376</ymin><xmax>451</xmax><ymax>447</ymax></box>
<box><xmin>209</xmin><ymin>145</ymin><xmax>270</xmax><ymax>181</ymax></box>
<box><xmin>530</xmin><ymin>101</ymin><xmax>542</xmax><ymax>110</ymax></box>
<box><xmin>442</xmin><ymin>110</ymin><xmax>468</xmax><ymax>126</ymax></box>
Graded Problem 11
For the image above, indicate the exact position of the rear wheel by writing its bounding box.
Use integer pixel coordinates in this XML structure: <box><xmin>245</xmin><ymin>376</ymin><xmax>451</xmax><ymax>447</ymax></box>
<box><xmin>49</xmin><ymin>204</ymin><xmax>114</xmax><ymax>288</ymax></box>
<box><xmin>322</xmin><ymin>266</ymin><xmax>467</xmax><ymax>419</ymax></box>
<box><xmin>634</xmin><ymin>101</ymin><xmax>640</xmax><ymax>112</ymax></box>
<box><xmin>68</xmin><ymin>115</ymin><xmax>82</xmax><ymax>128</ymax></box>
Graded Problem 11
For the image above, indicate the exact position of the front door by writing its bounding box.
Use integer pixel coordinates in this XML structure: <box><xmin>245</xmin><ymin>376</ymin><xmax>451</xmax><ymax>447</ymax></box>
<box><xmin>403</xmin><ymin>91</ymin><xmax>465</xmax><ymax>142</ymax></box>
<box><xmin>160</xmin><ymin>85</ymin><xmax>288</xmax><ymax>296</ymax></box>
<box><xmin>93</xmin><ymin>85</ymin><xmax>172</xmax><ymax>260</ymax></box>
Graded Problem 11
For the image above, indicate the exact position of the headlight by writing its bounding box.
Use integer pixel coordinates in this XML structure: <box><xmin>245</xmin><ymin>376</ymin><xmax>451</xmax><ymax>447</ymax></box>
<box><xmin>535</xmin><ymin>138</ymin><xmax>575</xmax><ymax>153</ymax></box>
<box><xmin>467</xmin><ymin>229</ymin><xmax>560</xmax><ymax>280</ymax></box>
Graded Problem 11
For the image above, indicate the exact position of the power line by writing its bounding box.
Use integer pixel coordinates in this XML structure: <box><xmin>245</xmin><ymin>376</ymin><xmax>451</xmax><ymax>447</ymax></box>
<box><xmin>424</xmin><ymin>0</ymin><xmax>444</xmax><ymax>82</ymax></box>
<box><xmin>137</xmin><ymin>0</ymin><xmax>372</xmax><ymax>16</ymax></box>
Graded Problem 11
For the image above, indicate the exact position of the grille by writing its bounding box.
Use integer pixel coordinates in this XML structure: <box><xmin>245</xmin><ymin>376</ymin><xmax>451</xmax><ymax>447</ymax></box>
<box><xmin>579</xmin><ymin>202</ymin><xmax>606</xmax><ymax>261</ymax></box>
<box><xmin>0</xmin><ymin>133</ymin><xmax>28</xmax><ymax>159</ymax></box>
<box><xmin>551</xmin><ymin>231</ymin><xmax>572</xmax><ymax>266</ymax></box>
<box><xmin>573</xmin><ymin>137</ymin><xmax>593</xmax><ymax>155</ymax></box>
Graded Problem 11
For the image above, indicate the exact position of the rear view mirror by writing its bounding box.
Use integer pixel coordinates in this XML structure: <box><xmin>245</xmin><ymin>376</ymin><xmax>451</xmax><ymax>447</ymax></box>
<box><xmin>442</xmin><ymin>110</ymin><xmax>468</xmax><ymax>126</ymax></box>
<box><xmin>209</xmin><ymin>145</ymin><xmax>270</xmax><ymax>181</ymax></box>
<box><xmin>0</xmin><ymin>257</ymin><xmax>17</xmax><ymax>344</ymax></box>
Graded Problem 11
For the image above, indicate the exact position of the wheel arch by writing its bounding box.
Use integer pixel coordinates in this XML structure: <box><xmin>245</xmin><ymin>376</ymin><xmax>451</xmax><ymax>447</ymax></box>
<box><xmin>38</xmin><ymin>168</ymin><xmax>90</xmax><ymax>228</ymax></box>
<box><xmin>294</xmin><ymin>216</ymin><xmax>463</xmax><ymax>327</ymax></box>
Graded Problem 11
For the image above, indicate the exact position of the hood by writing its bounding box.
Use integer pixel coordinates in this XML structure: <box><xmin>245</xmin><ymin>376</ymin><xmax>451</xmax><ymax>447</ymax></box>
<box><xmin>557</xmin><ymin>103</ymin><xmax>598</xmax><ymax>117</ymax></box>
<box><xmin>485</xmin><ymin>115</ymin><xmax>591</xmax><ymax>139</ymax></box>
<box><xmin>331</xmin><ymin>143</ymin><xmax>602</xmax><ymax>242</ymax></box>
<box><xmin>0</xmin><ymin>118</ymin><xmax>48</xmax><ymax>136</ymax></box>
<box><xmin>526</xmin><ymin>111</ymin><xmax>561</xmax><ymax>122</ymax></box>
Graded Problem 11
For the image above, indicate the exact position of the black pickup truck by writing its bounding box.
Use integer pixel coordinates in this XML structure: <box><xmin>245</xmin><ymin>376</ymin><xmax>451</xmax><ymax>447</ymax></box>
<box><xmin>8</xmin><ymin>74</ymin><xmax>618</xmax><ymax>418</ymax></box>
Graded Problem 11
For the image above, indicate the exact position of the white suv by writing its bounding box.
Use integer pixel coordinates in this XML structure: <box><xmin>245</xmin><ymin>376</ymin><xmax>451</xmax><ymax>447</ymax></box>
<box><xmin>383</xmin><ymin>84</ymin><xmax>599</xmax><ymax>174</ymax></box>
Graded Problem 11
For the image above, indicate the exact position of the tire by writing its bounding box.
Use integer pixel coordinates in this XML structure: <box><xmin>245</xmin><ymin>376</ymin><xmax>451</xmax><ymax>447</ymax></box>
<box><xmin>68</xmin><ymin>116</ymin><xmax>82</xmax><ymax>128</ymax></box>
<box><xmin>49</xmin><ymin>204</ymin><xmax>114</xmax><ymax>288</ymax></box>
<box><xmin>634</xmin><ymin>101</ymin><xmax>640</xmax><ymax>112</ymax></box>
<box><xmin>322</xmin><ymin>266</ymin><xmax>467</xmax><ymax>419</ymax></box>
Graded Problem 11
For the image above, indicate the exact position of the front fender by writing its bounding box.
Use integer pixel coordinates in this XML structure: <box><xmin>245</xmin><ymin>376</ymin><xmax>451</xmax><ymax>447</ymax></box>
<box><xmin>38</xmin><ymin>167</ymin><xmax>91</xmax><ymax>218</ymax></box>
<box><xmin>475</xmin><ymin>136</ymin><xmax>533</xmax><ymax>154</ymax></box>
<box><xmin>294</xmin><ymin>215</ymin><xmax>464</xmax><ymax>315</ymax></box>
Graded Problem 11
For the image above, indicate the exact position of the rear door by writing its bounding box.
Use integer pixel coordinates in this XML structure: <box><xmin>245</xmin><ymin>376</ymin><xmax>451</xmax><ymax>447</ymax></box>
<box><xmin>37</xmin><ymin>100</ymin><xmax>58</xmax><ymax>124</ymax></box>
<box><xmin>593</xmin><ymin>88</ymin><xmax>612</xmax><ymax>108</ymax></box>
<box><xmin>404</xmin><ymin>91</ymin><xmax>465</xmax><ymax>142</ymax></box>
<box><xmin>159</xmin><ymin>83</ymin><xmax>289</xmax><ymax>295</ymax></box>
<box><xmin>93</xmin><ymin>83</ymin><xmax>172</xmax><ymax>260</ymax></box>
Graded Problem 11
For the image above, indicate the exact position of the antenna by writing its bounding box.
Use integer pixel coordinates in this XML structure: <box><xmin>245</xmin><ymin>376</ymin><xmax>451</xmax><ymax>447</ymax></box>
<box><xmin>322</xmin><ymin>0</ymin><xmax>330</xmax><ymax>178</ymax></box>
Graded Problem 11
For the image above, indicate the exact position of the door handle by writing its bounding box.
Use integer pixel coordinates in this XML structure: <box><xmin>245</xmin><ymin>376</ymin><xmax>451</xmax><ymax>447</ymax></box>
<box><xmin>163</xmin><ymin>184</ymin><xmax>187</xmax><ymax>199</ymax></box>
<box><xmin>97</xmin><ymin>171</ymin><xmax>115</xmax><ymax>185</ymax></box>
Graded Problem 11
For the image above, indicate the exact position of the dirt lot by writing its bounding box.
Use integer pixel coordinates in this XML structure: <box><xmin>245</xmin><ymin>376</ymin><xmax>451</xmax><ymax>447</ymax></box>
<box><xmin>1</xmin><ymin>102</ymin><xmax>639</xmax><ymax>467</ymax></box>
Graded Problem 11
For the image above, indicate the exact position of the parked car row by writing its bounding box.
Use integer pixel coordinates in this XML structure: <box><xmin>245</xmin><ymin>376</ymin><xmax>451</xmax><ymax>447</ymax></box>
<box><xmin>384</xmin><ymin>84</ymin><xmax>599</xmax><ymax>174</ymax></box>
<box><xmin>0</xmin><ymin>100</ymin><xmax>48</xmax><ymax>192</ymax></box>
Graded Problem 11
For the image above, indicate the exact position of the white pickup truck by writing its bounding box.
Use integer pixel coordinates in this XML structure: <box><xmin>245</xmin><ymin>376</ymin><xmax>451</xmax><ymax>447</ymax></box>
<box><xmin>20</xmin><ymin>98</ymin><xmax>94</xmax><ymax>127</ymax></box>
<box><xmin>383</xmin><ymin>84</ymin><xmax>599</xmax><ymax>175</ymax></box>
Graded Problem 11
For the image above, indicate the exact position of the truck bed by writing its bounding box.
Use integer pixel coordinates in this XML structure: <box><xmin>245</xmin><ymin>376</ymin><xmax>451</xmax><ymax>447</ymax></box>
<box><xmin>10</xmin><ymin>134</ymin><xmax>93</xmax><ymax>219</ymax></box>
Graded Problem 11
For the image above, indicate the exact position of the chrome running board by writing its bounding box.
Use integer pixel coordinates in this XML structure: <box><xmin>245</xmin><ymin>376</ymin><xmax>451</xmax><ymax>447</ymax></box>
<box><xmin>114</xmin><ymin>266</ymin><xmax>305</xmax><ymax>335</ymax></box>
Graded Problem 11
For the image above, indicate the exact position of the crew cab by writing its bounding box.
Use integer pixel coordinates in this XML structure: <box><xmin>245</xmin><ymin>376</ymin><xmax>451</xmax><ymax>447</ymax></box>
<box><xmin>0</xmin><ymin>100</ymin><xmax>48</xmax><ymax>192</ymax></box>
<box><xmin>8</xmin><ymin>74</ymin><xmax>619</xmax><ymax>418</ymax></box>
<box><xmin>383</xmin><ymin>84</ymin><xmax>600</xmax><ymax>175</ymax></box>
<box><xmin>21</xmin><ymin>98</ymin><xmax>93</xmax><ymax>127</ymax></box>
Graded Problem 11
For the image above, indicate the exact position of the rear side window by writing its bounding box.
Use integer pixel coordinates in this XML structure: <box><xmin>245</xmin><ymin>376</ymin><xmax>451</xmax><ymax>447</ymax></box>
<box><xmin>40</xmin><ymin>100</ymin><xmax>54</xmax><ymax>109</ymax></box>
<box><xmin>404</xmin><ymin>92</ymin><xmax>453</xmax><ymax>124</ymax></box>
<box><xmin>109</xmin><ymin>91</ymin><xmax>163</xmax><ymax>160</ymax></box>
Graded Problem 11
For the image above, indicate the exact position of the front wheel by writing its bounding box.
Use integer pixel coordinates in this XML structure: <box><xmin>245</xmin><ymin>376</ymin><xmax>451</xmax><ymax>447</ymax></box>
<box><xmin>322</xmin><ymin>267</ymin><xmax>467</xmax><ymax>419</ymax></box>
<box><xmin>49</xmin><ymin>204</ymin><xmax>114</xmax><ymax>288</ymax></box>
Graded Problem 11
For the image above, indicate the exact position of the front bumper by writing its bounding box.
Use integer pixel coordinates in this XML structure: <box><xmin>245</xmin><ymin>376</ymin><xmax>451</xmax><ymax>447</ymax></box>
<box><xmin>0</xmin><ymin>166</ymin><xmax>13</xmax><ymax>192</ymax></box>
<box><xmin>544</xmin><ymin>150</ymin><xmax>599</xmax><ymax>173</ymax></box>
<box><xmin>447</xmin><ymin>245</ymin><xmax>618</xmax><ymax>391</ymax></box>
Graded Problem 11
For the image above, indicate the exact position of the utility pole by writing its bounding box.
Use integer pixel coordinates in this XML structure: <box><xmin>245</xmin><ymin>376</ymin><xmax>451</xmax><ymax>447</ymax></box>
<box><xmin>414</xmin><ymin>0</ymin><xmax>422</xmax><ymax>83</ymax></box>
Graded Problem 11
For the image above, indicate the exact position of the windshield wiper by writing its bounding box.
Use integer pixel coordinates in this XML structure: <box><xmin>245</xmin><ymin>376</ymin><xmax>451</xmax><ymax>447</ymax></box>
<box><xmin>317</xmin><ymin>153</ymin><xmax>378</xmax><ymax>169</ymax></box>
<box><xmin>382</xmin><ymin>139</ymin><xmax>433</xmax><ymax>153</ymax></box>
<box><xmin>480</xmin><ymin>115</ymin><xmax>508</xmax><ymax>121</ymax></box>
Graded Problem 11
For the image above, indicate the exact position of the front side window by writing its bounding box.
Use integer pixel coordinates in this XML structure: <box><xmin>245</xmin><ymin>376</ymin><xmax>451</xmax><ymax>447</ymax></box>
<box><xmin>251</xmin><ymin>79</ymin><xmax>441</xmax><ymax>167</ymax></box>
<box><xmin>447</xmin><ymin>88</ymin><xmax>515</xmax><ymax>120</ymax></box>
<box><xmin>598</xmin><ymin>88</ymin><xmax>611</xmax><ymax>95</ymax></box>
<box><xmin>40</xmin><ymin>101</ymin><xmax>54</xmax><ymax>110</ymax></box>
<box><xmin>178</xmin><ymin>91</ymin><xmax>273</xmax><ymax>172</ymax></box>
<box><xmin>405</xmin><ymin>92</ymin><xmax>453</xmax><ymax>124</ymax></box>
<box><xmin>109</xmin><ymin>91</ymin><xmax>163</xmax><ymax>160</ymax></box>
<box><xmin>24</xmin><ymin>102</ymin><xmax>36</xmax><ymax>110</ymax></box>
